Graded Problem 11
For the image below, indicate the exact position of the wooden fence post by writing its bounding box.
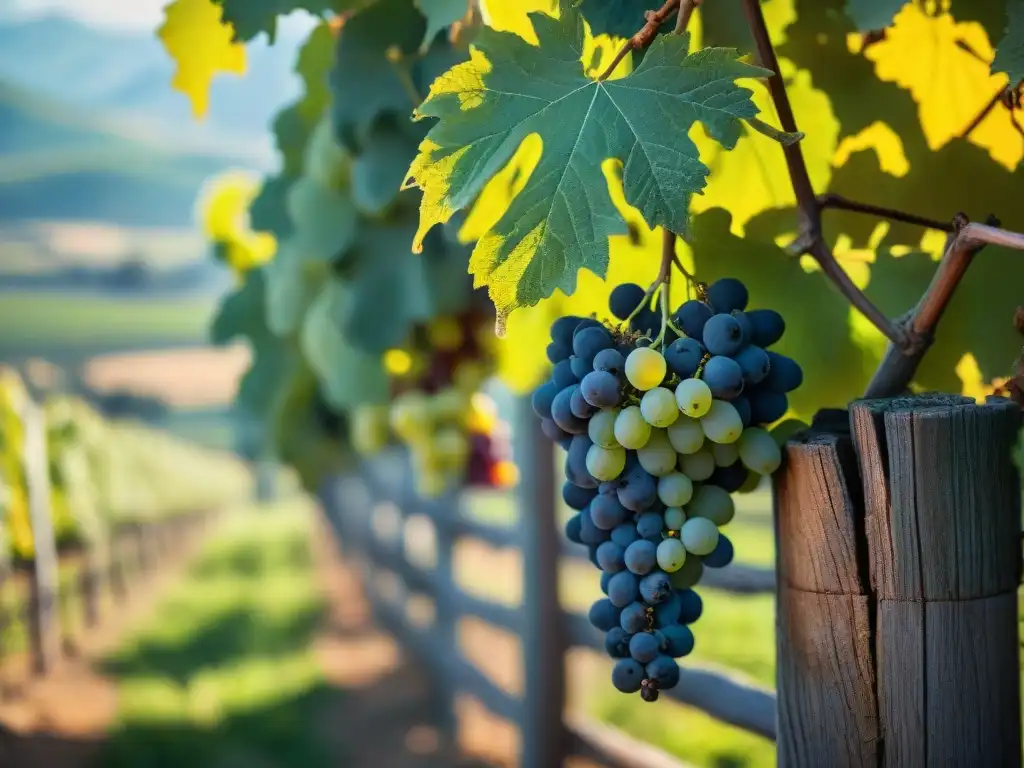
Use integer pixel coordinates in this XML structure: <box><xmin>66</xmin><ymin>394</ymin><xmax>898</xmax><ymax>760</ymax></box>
<box><xmin>775</xmin><ymin>395</ymin><xmax>1022</xmax><ymax>767</ymax></box>
<box><xmin>851</xmin><ymin>395</ymin><xmax>1021</xmax><ymax>766</ymax></box>
<box><xmin>428</xmin><ymin>484</ymin><xmax>459</xmax><ymax>738</ymax></box>
<box><xmin>21</xmin><ymin>398</ymin><xmax>60</xmax><ymax>675</ymax></box>
<box><xmin>514</xmin><ymin>396</ymin><xmax>567</xmax><ymax>768</ymax></box>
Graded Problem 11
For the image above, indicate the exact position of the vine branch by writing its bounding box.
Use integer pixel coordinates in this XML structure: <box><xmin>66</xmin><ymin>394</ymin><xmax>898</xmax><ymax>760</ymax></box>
<box><xmin>598</xmin><ymin>0</ymin><xmax>684</xmax><ymax>81</ymax></box>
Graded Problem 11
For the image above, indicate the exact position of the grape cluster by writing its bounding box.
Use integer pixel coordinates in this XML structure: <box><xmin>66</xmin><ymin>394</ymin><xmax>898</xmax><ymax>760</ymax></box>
<box><xmin>531</xmin><ymin>277</ymin><xmax>802</xmax><ymax>701</ymax></box>
<box><xmin>351</xmin><ymin>310</ymin><xmax>516</xmax><ymax>497</ymax></box>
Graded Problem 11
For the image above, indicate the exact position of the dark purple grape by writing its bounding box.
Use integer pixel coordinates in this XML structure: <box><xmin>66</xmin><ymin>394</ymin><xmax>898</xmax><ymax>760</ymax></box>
<box><xmin>551</xmin><ymin>315</ymin><xmax>584</xmax><ymax>347</ymax></box>
<box><xmin>596</xmin><ymin>541</ymin><xmax>627</xmax><ymax>573</ymax></box>
<box><xmin>624</xmin><ymin>540</ymin><xmax>658</xmax><ymax>575</ymax></box>
<box><xmin>702</xmin><ymin>313</ymin><xmax>746</xmax><ymax>356</ymax></box>
<box><xmin>748</xmin><ymin>387</ymin><xmax>788</xmax><ymax>424</ymax></box>
<box><xmin>601</xmin><ymin>570</ymin><xmax>612</xmax><ymax>594</ymax></box>
<box><xmin>645</xmin><ymin>655</ymin><xmax>681</xmax><ymax>688</ymax></box>
<box><xmin>620</xmin><ymin>602</ymin><xmax>649</xmax><ymax>634</ymax></box>
<box><xmin>746</xmin><ymin>308</ymin><xmax>785</xmax><ymax>347</ymax></box>
<box><xmin>573</xmin><ymin>318</ymin><xmax>604</xmax><ymax>337</ymax></box>
<box><xmin>639</xmin><ymin>571</ymin><xmax>672</xmax><ymax>604</ymax></box>
<box><xmin>664</xmin><ymin>337</ymin><xmax>705</xmax><ymax>378</ymax></box>
<box><xmin>589</xmin><ymin>598</ymin><xmax>622</xmax><ymax>631</ymax></box>
<box><xmin>573</xmin><ymin>325</ymin><xmax>614</xmax><ymax>364</ymax></box>
<box><xmin>540</xmin><ymin>417</ymin><xmax>571</xmax><ymax>444</ymax></box>
<box><xmin>580</xmin><ymin>370</ymin><xmax>621</xmax><ymax>408</ymax></box>
<box><xmin>546</xmin><ymin>341</ymin><xmax>571</xmax><ymax>363</ymax></box>
<box><xmin>763</xmin><ymin>351</ymin><xmax>803</xmax><ymax>392</ymax></box>
<box><xmin>605</xmin><ymin>627</ymin><xmax>632</xmax><ymax>658</ymax></box>
<box><xmin>703</xmin><ymin>534</ymin><xmax>734</xmax><ymax>568</ymax></box>
<box><xmin>673</xmin><ymin>300</ymin><xmax>713</xmax><ymax>339</ymax></box>
<box><xmin>706</xmin><ymin>277</ymin><xmax>748</xmax><ymax>313</ymax></box>
<box><xmin>551</xmin><ymin>386</ymin><xmax>587</xmax><ymax>434</ymax></box>
<box><xmin>710</xmin><ymin>461</ymin><xmax>749</xmax><ymax>493</ymax></box>
<box><xmin>531</xmin><ymin>381</ymin><xmax>559</xmax><ymax>419</ymax></box>
<box><xmin>631</xmin><ymin>308</ymin><xmax>660</xmax><ymax>337</ymax></box>
<box><xmin>702</xmin><ymin>355</ymin><xmax>744</xmax><ymax>398</ymax></box>
<box><xmin>593</xmin><ymin>348</ymin><xmax>625</xmax><ymax>375</ymax></box>
<box><xmin>591</xmin><ymin>493</ymin><xmax>628</xmax><ymax>530</ymax></box>
<box><xmin>735</xmin><ymin>344</ymin><xmax>771</xmax><ymax>385</ymax></box>
<box><xmin>566</xmin><ymin>435</ymin><xmax>598</xmax><ymax>489</ymax></box>
<box><xmin>617</xmin><ymin>464</ymin><xmax>657</xmax><ymax>513</ymax></box>
<box><xmin>629</xmin><ymin>632</ymin><xmax>661</xmax><ymax>664</ymax></box>
<box><xmin>570</xmin><ymin>387</ymin><xmax>598</xmax><ymax>419</ymax></box>
<box><xmin>732</xmin><ymin>310</ymin><xmax>753</xmax><ymax>342</ymax></box>
<box><xmin>569</xmin><ymin>355</ymin><xmax>592</xmax><ymax>380</ymax></box>
<box><xmin>607</xmin><ymin>571</ymin><xmax>641</xmax><ymax>607</ymax></box>
<box><xmin>731</xmin><ymin>394</ymin><xmax>752</xmax><ymax>427</ymax></box>
<box><xmin>565</xmin><ymin>513</ymin><xmax>582</xmax><ymax>544</ymax></box>
<box><xmin>611</xmin><ymin>658</ymin><xmax>644</xmax><ymax>693</ymax></box>
<box><xmin>677</xmin><ymin>589</ymin><xmax>703</xmax><ymax>624</ymax></box>
<box><xmin>552</xmin><ymin>359</ymin><xmax>578</xmax><ymax>389</ymax></box>
<box><xmin>661</xmin><ymin>624</ymin><xmax>695</xmax><ymax>657</ymax></box>
<box><xmin>609</xmin><ymin>283</ymin><xmax>646</xmax><ymax>320</ymax></box>
<box><xmin>636</xmin><ymin>512</ymin><xmax>663</xmax><ymax>540</ymax></box>
<box><xmin>653</xmin><ymin>591</ymin><xmax>682</xmax><ymax>627</ymax></box>
<box><xmin>562</xmin><ymin>481</ymin><xmax>597</xmax><ymax>510</ymax></box>
<box><xmin>579</xmin><ymin>505</ymin><xmax>610</xmax><ymax>545</ymax></box>
<box><xmin>610</xmin><ymin>522</ymin><xmax>640</xmax><ymax>547</ymax></box>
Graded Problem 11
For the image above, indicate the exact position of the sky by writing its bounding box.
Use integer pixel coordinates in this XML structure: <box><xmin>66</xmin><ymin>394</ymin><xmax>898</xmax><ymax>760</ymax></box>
<box><xmin>2</xmin><ymin>0</ymin><xmax>316</xmax><ymax>36</ymax></box>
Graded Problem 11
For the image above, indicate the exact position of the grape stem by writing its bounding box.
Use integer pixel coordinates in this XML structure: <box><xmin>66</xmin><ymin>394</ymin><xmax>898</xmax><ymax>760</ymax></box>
<box><xmin>597</xmin><ymin>0</ymin><xmax>690</xmax><ymax>81</ymax></box>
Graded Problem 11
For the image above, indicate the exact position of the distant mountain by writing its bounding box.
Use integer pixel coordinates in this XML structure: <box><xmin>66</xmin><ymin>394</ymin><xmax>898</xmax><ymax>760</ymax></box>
<box><xmin>0</xmin><ymin>79</ymin><xmax>261</xmax><ymax>226</ymax></box>
<box><xmin>0</xmin><ymin>13</ymin><xmax>309</xmax><ymax>152</ymax></box>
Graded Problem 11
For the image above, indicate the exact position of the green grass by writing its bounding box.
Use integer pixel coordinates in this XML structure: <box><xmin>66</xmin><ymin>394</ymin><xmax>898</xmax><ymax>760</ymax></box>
<box><xmin>94</xmin><ymin>498</ymin><xmax>347</xmax><ymax>768</ymax></box>
<box><xmin>0</xmin><ymin>292</ymin><xmax>215</xmax><ymax>351</ymax></box>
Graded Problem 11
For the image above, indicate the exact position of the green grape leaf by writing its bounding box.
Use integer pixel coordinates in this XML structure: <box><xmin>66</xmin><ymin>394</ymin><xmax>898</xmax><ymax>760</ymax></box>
<box><xmin>250</xmin><ymin>173</ymin><xmax>295</xmax><ymax>238</ymax></box>
<box><xmin>992</xmin><ymin>0</ymin><xmax>1024</xmax><ymax>84</ymax></box>
<box><xmin>237</xmin><ymin>333</ymin><xmax>296</xmax><ymax>417</ymax></box>
<box><xmin>420</xmin><ymin>228</ymin><xmax>473</xmax><ymax>317</ymax></box>
<box><xmin>844</xmin><ymin>0</ymin><xmax>908</xmax><ymax>31</ymax></box>
<box><xmin>352</xmin><ymin>118</ymin><xmax>422</xmax><ymax>215</ymax></box>
<box><xmin>416</xmin><ymin>0</ymin><xmax>468</xmax><ymax>50</ymax></box>
<box><xmin>286</xmin><ymin>176</ymin><xmax>360</xmax><ymax>262</ymax></box>
<box><xmin>296</xmin><ymin>21</ymin><xmax>336</xmax><ymax>125</ymax></box>
<box><xmin>273</xmin><ymin>103</ymin><xmax>314</xmax><ymax>177</ymax></box>
<box><xmin>216</xmin><ymin>0</ymin><xmax>352</xmax><ymax>43</ymax></box>
<box><xmin>576</xmin><ymin>0</ymin><xmax>671</xmax><ymax>40</ymax></box>
<box><xmin>329</xmin><ymin>0</ymin><xmax>426</xmax><ymax>140</ymax></box>
<box><xmin>210</xmin><ymin>269</ymin><xmax>268</xmax><ymax>345</ymax></box>
<box><xmin>301</xmin><ymin>280</ymin><xmax>389</xmax><ymax>408</ymax></box>
<box><xmin>688</xmin><ymin>208</ymin><xmax>870</xmax><ymax>420</ymax></box>
<box><xmin>265</xmin><ymin>242</ymin><xmax>330</xmax><ymax>336</ymax></box>
<box><xmin>406</xmin><ymin>1</ymin><xmax>778</xmax><ymax>318</ymax></box>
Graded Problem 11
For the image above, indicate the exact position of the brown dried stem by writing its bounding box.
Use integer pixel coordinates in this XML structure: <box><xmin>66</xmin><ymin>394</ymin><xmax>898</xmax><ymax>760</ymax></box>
<box><xmin>598</xmin><ymin>0</ymin><xmax>682</xmax><ymax>81</ymax></box>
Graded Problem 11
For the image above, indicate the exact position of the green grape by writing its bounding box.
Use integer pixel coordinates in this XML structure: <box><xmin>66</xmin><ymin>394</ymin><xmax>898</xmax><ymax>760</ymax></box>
<box><xmin>669</xmin><ymin>555</ymin><xmax>704</xmax><ymax>589</ymax></box>
<box><xmin>436</xmin><ymin>428</ymin><xmax>470</xmax><ymax>469</ymax></box>
<box><xmin>351</xmin><ymin>405</ymin><xmax>389</xmax><ymax>456</ymax></box>
<box><xmin>588</xmin><ymin>408</ymin><xmax>621</xmax><ymax>449</ymax></box>
<box><xmin>700</xmin><ymin>399</ymin><xmax>743</xmax><ymax>444</ymax></box>
<box><xmin>390</xmin><ymin>392</ymin><xmax>432</xmax><ymax>440</ymax></box>
<box><xmin>587</xmin><ymin>444</ymin><xmax>627</xmax><ymax>481</ymax></box>
<box><xmin>614</xmin><ymin>405</ymin><xmax>652</xmax><ymax>449</ymax></box>
<box><xmin>688</xmin><ymin>484</ymin><xmax>735</xmax><ymax>526</ymax></box>
<box><xmin>666</xmin><ymin>414</ymin><xmax>704</xmax><ymax>455</ymax></box>
<box><xmin>679</xmin><ymin>447</ymin><xmax>715</xmax><ymax>481</ymax></box>
<box><xmin>675</xmin><ymin>378</ymin><xmax>712</xmax><ymax>418</ymax></box>
<box><xmin>640</xmin><ymin>387</ymin><xmax>679</xmax><ymax>428</ymax></box>
<box><xmin>738</xmin><ymin>427</ymin><xmax>783</xmax><ymax>475</ymax></box>
<box><xmin>658</xmin><ymin>471</ymin><xmax>693</xmax><ymax>507</ymax></box>
<box><xmin>681</xmin><ymin>517</ymin><xmax>719</xmax><ymax>556</ymax></box>
<box><xmin>625</xmin><ymin>347</ymin><xmax>667</xmax><ymax>391</ymax></box>
<box><xmin>657</xmin><ymin>538</ymin><xmax>688</xmax><ymax>573</ymax></box>
<box><xmin>637</xmin><ymin>429</ymin><xmax>676</xmax><ymax>476</ymax></box>
<box><xmin>664</xmin><ymin>506</ymin><xmax>686</xmax><ymax>530</ymax></box>
<box><xmin>711</xmin><ymin>441</ymin><xmax>739</xmax><ymax>467</ymax></box>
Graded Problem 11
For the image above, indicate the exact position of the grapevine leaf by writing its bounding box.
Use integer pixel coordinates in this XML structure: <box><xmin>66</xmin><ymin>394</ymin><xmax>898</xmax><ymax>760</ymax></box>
<box><xmin>329</xmin><ymin>0</ymin><xmax>426</xmax><ymax>140</ymax></box>
<box><xmin>301</xmin><ymin>280</ymin><xmax>389</xmax><ymax>408</ymax></box>
<box><xmin>273</xmin><ymin>104</ymin><xmax>314</xmax><ymax>177</ymax></box>
<box><xmin>416</xmin><ymin>0</ymin><xmax>469</xmax><ymax>50</ymax></box>
<box><xmin>296</xmin><ymin>22</ymin><xmax>337</xmax><ymax>125</ymax></box>
<box><xmin>265</xmin><ymin>243</ymin><xmax>330</xmax><ymax>336</ymax></box>
<box><xmin>576</xmin><ymin>0</ymin><xmax>671</xmax><ymax>40</ymax></box>
<box><xmin>844</xmin><ymin>0</ymin><xmax>907</xmax><ymax>31</ymax></box>
<box><xmin>157</xmin><ymin>0</ymin><xmax>247</xmax><ymax>118</ymax></box>
<box><xmin>285</xmin><ymin>176</ymin><xmax>360</xmax><ymax>263</ymax></box>
<box><xmin>215</xmin><ymin>0</ymin><xmax>354</xmax><ymax>43</ymax></box>
<box><xmin>250</xmin><ymin>173</ymin><xmax>296</xmax><ymax>238</ymax></box>
<box><xmin>210</xmin><ymin>269</ymin><xmax>269</xmax><ymax>345</ymax></box>
<box><xmin>406</xmin><ymin>1</ymin><xmax>778</xmax><ymax>317</ymax></box>
<box><xmin>352</xmin><ymin>118</ymin><xmax>422</xmax><ymax>215</ymax></box>
<box><xmin>992</xmin><ymin>0</ymin><xmax>1024</xmax><ymax>84</ymax></box>
<box><xmin>237</xmin><ymin>334</ymin><xmax>296</xmax><ymax>417</ymax></box>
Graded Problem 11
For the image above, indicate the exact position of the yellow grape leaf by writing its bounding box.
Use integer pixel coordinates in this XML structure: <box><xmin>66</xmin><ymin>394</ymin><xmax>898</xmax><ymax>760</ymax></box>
<box><xmin>692</xmin><ymin>58</ymin><xmax>838</xmax><ymax>233</ymax></box>
<box><xmin>196</xmin><ymin>170</ymin><xmax>263</xmax><ymax>242</ymax></box>
<box><xmin>863</xmin><ymin>4</ymin><xmax>1022</xmax><ymax>169</ymax></box>
<box><xmin>158</xmin><ymin>0</ymin><xmax>247</xmax><ymax>118</ymax></box>
<box><xmin>479</xmin><ymin>0</ymin><xmax>556</xmax><ymax>42</ymax></box>
<box><xmin>955</xmin><ymin>352</ymin><xmax>1007</xmax><ymax>402</ymax></box>
<box><xmin>833</xmin><ymin>120</ymin><xmax>910</xmax><ymax>177</ymax></box>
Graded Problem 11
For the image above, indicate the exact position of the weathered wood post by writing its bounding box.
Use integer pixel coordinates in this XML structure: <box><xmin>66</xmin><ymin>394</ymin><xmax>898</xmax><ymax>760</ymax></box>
<box><xmin>774</xmin><ymin>395</ymin><xmax>1022</xmax><ymax>767</ymax></box>
<box><xmin>21</xmin><ymin>398</ymin><xmax>61</xmax><ymax>675</ymax></box>
<box><xmin>514</xmin><ymin>396</ymin><xmax>568</xmax><ymax>768</ymax></box>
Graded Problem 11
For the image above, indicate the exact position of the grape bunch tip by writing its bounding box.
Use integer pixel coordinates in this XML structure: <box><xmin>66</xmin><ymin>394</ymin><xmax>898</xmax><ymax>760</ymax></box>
<box><xmin>532</xmin><ymin>276</ymin><xmax>802</xmax><ymax>701</ymax></box>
